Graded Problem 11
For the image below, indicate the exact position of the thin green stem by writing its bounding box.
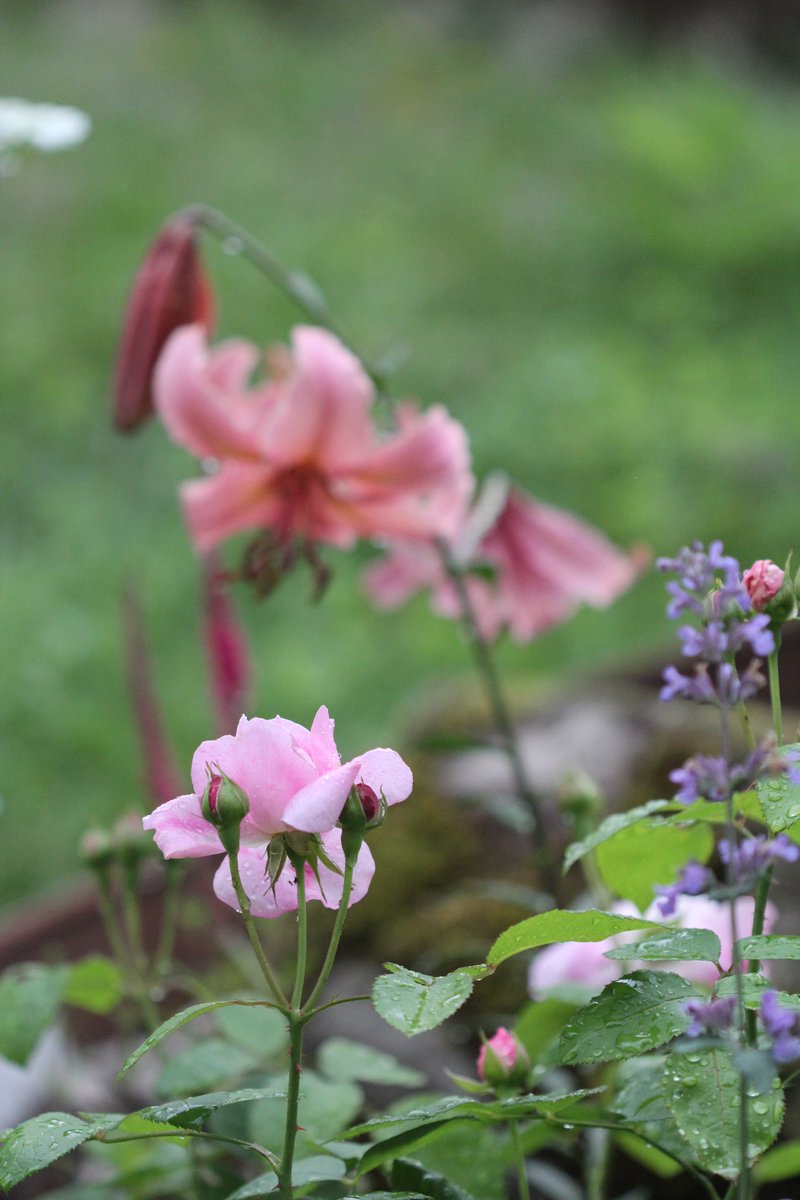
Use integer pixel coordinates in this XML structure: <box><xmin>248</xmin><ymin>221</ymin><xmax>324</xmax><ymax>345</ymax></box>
<box><xmin>96</xmin><ymin>1125</ymin><xmax>278</xmax><ymax>1168</ymax></box>
<box><xmin>736</xmin><ymin>699</ymin><xmax>756</xmax><ymax>751</ymax></box>
<box><xmin>278</xmin><ymin>1015</ymin><xmax>304</xmax><ymax>1200</ymax></box>
<box><xmin>510</xmin><ymin>1122</ymin><xmax>531</xmax><ymax>1200</ymax></box>
<box><xmin>96</xmin><ymin>867</ymin><xmax>160</xmax><ymax>1031</ymax></box>
<box><xmin>153</xmin><ymin>859</ymin><xmax>185</xmax><ymax>981</ymax></box>
<box><xmin>188</xmin><ymin>205</ymin><xmax>387</xmax><ymax>393</ymax></box>
<box><xmin>226</xmin><ymin>849</ymin><xmax>288</xmax><ymax>1009</ymax></box>
<box><xmin>291</xmin><ymin>862</ymin><xmax>308</xmax><ymax>1011</ymax></box>
<box><xmin>303</xmin><ymin>855</ymin><xmax>355</xmax><ymax>1012</ymax></box>
<box><xmin>767</xmin><ymin>641</ymin><xmax>783</xmax><ymax>745</ymax></box>
<box><xmin>438</xmin><ymin>539</ymin><xmax>561</xmax><ymax>903</ymax></box>
<box><xmin>94</xmin><ymin>868</ymin><xmax>132</xmax><ymax>971</ymax></box>
<box><xmin>543</xmin><ymin>1116</ymin><xmax>721</xmax><ymax>1200</ymax></box>
<box><xmin>121</xmin><ymin>862</ymin><xmax>149</xmax><ymax>980</ymax></box>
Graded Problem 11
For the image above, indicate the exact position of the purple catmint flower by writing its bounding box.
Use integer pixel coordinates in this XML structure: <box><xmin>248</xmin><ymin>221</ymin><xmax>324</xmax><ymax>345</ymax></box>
<box><xmin>684</xmin><ymin>995</ymin><xmax>736</xmax><ymax>1038</ymax></box>
<box><xmin>760</xmin><ymin>991</ymin><xmax>800</xmax><ymax>1064</ymax></box>
<box><xmin>719</xmin><ymin>834</ymin><xmax>800</xmax><ymax>882</ymax></box>
<box><xmin>655</xmin><ymin>860</ymin><xmax>715</xmax><ymax>917</ymax></box>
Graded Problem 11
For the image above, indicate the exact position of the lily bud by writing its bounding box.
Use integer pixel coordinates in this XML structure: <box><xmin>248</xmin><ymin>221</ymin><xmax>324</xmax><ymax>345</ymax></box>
<box><xmin>112</xmin><ymin>213</ymin><xmax>214</xmax><ymax>432</ymax></box>
<box><xmin>476</xmin><ymin>1028</ymin><xmax>530</xmax><ymax>1089</ymax></box>
<box><xmin>201</xmin><ymin>770</ymin><xmax>249</xmax><ymax>856</ymax></box>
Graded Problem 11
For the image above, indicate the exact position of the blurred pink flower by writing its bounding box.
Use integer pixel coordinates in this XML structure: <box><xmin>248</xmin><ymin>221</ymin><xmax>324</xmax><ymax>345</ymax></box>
<box><xmin>142</xmin><ymin>706</ymin><xmax>412</xmax><ymax>917</ymax></box>
<box><xmin>528</xmin><ymin>902</ymin><xmax>643</xmax><ymax>998</ymax></box>
<box><xmin>643</xmin><ymin>893</ymin><xmax>778</xmax><ymax>988</ymax></box>
<box><xmin>203</xmin><ymin>556</ymin><xmax>251</xmax><ymax>735</ymax></box>
<box><xmin>153</xmin><ymin>324</ymin><xmax>471</xmax><ymax>556</ymax></box>
<box><xmin>743</xmin><ymin>559</ymin><xmax>784</xmax><ymax>612</ymax></box>
<box><xmin>366</xmin><ymin>480</ymin><xmax>646</xmax><ymax>643</ymax></box>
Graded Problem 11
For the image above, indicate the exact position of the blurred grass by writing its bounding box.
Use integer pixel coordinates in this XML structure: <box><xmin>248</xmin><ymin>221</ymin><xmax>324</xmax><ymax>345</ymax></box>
<box><xmin>3</xmin><ymin>0</ymin><xmax>800</xmax><ymax>908</ymax></box>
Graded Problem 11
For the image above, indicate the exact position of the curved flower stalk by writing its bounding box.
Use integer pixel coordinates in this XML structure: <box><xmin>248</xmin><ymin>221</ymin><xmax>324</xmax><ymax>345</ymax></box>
<box><xmin>365</xmin><ymin>475</ymin><xmax>646</xmax><ymax>644</ymax></box>
<box><xmin>153</xmin><ymin>323</ymin><xmax>472</xmax><ymax>558</ymax></box>
<box><xmin>142</xmin><ymin>705</ymin><xmax>412</xmax><ymax>917</ymax></box>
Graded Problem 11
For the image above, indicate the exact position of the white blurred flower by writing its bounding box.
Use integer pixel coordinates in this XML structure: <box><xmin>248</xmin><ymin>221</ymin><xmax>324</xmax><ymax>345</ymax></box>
<box><xmin>0</xmin><ymin>98</ymin><xmax>90</xmax><ymax>155</ymax></box>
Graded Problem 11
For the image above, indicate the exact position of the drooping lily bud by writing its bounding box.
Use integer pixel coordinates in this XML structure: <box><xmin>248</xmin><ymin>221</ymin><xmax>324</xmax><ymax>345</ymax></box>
<box><xmin>201</xmin><ymin>770</ymin><xmax>249</xmax><ymax>856</ymax></box>
<box><xmin>203</xmin><ymin>556</ymin><xmax>251</xmax><ymax>736</ymax></box>
<box><xmin>112</xmin><ymin>213</ymin><xmax>214</xmax><ymax>432</ymax></box>
<box><xmin>476</xmin><ymin>1028</ymin><xmax>530</xmax><ymax>1089</ymax></box>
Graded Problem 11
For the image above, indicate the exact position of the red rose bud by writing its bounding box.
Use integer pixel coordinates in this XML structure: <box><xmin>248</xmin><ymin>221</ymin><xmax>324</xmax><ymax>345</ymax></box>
<box><xmin>113</xmin><ymin>213</ymin><xmax>214</xmax><ymax>432</ymax></box>
<box><xmin>201</xmin><ymin>770</ymin><xmax>249</xmax><ymax>855</ymax></box>
<box><xmin>476</xmin><ymin>1028</ymin><xmax>529</xmax><ymax>1089</ymax></box>
<box><xmin>745</xmin><ymin>558</ymin><xmax>796</xmax><ymax>624</ymax></box>
<box><xmin>355</xmin><ymin>782</ymin><xmax>381</xmax><ymax>823</ymax></box>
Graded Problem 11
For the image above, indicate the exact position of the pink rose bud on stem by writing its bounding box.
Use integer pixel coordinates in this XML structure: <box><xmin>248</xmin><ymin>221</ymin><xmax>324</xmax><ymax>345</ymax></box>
<box><xmin>113</xmin><ymin>213</ymin><xmax>214</xmax><ymax>431</ymax></box>
<box><xmin>743</xmin><ymin>559</ymin><xmax>793</xmax><ymax>622</ymax></box>
<box><xmin>477</xmin><ymin>1028</ymin><xmax>530</xmax><ymax>1089</ymax></box>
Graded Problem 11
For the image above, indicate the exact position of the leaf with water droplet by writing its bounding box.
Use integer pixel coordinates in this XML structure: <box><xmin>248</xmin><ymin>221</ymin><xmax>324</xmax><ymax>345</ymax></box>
<box><xmin>755</xmin><ymin>744</ymin><xmax>800</xmax><ymax>832</ymax></box>
<box><xmin>487</xmin><ymin>911</ymin><xmax>660</xmax><ymax>967</ymax></box>
<box><xmin>372</xmin><ymin>965</ymin><xmax>487</xmax><ymax>1036</ymax></box>
<box><xmin>736</xmin><ymin>935</ymin><xmax>800</xmax><ymax>962</ymax></box>
<box><xmin>562</xmin><ymin>800</ymin><xmax>672</xmax><ymax>874</ymax></box>
<box><xmin>0</xmin><ymin>1112</ymin><xmax>123</xmax><ymax>1189</ymax></box>
<box><xmin>556</xmin><ymin>971</ymin><xmax>698</xmax><ymax>1066</ymax></box>
<box><xmin>604</xmin><ymin>927</ymin><xmax>721</xmax><ymax>964</ymax></box>
<box><xmin>663</xmin><ymin>1047</ymin><xmax>784</xmax><ymax>1179</ymax></box>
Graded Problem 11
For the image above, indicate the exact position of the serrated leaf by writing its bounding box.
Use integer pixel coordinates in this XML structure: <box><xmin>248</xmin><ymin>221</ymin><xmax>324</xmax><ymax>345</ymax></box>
<box><xmin>603</xmin><ymin>927</ymin><xmax>721</xmax><ymax>963</ymax></box>
<box><xmin>139</xmin><ymin>1087</ymin><xmax>285</xmax><ymax>1129</ymax></box>
<box><xmin>663</xmin><ymin>1047</ymin><xmax>784</xmax><ymax>1179</ymax></box>
<box><xmin>356</xmin><ymin>1120</ymin><xmax>455</xmax><ymax>1177</ymax></box>
<box><xmin>118</xmin><ymin>999</ymin><xmax>276</xmax><ymax>1078</ymax></box>
<box><xmin>487</xmin><ymin>910</ymin><xmax>659</xmax><ymax>967</ymax></box>
<box><xmin>0</xmin><ymin>1112</ymin><xmax>122</xmax><ymax>1190</ymax></box>
<box><xmin>318</xmin><ymin>1038</ymin><xmax>425</xmax><ymax>1087</ymax></box>
<box><xmin>372</xmin><ymin>967</ymin><xmax>478</xmax><ymax>1036</ymax></box>
<box><xmin>64</xmin><ymin>956</ymin><xmax>124</xmax><ymax>1015</ymax></box>
<box><xmin>344</xmin><ymin>1090</ymin><xmax>601</xmax><ymax>1140</ymax></box>
<box><xmin>562</xmin><ymin>800</ymin><xmax>671</xmax><ymax>873</ymax></box>
<box><xmin>595</xmin><ymin>818</ymin><xmax>715</xmax><ymax>911</ymax></box>
<box><xmin>611</xmin><ymin>1056</ymin><xmax>698</xmax><ymax>1173</ymax></box>
<box><xmin>0</xmin><ymin>963</ymin><xmax>67</xmax><ymax>1065</ymax></box>
<box><xmin>248</xmin><ymin>1070</ymin><xmax>363</xmax><ymax>1156</ymax></box>
<box><xmin>557</xmin><ymin>971</ymin><xmax>697</xmax><ymax>1065</ymax></box>
<box><xmin>756</xmin><ymin>745</ymin><xmax>800</xmax><ymax>831</ymax></box>
<box><xmin>736</xmin><ymin>935</ymin><xmax>800</xmax><ymax>961</ymax></box>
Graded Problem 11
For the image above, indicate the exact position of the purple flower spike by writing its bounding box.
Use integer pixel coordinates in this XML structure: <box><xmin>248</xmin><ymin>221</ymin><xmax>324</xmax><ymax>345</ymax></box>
<box><xmin>655</xmin><ymin>860</ymin><xmax>715</xmax><ymax>917</ymax></box>
<box><xmin>719</xmin><ymin>833</ymin><xmax>800</xmax><ymax>883</ymax></box>
<box><xmin>760</xmin><ymin>991</ymin><xmax>800</xmax><ymax>1064</ymax></box>
<box><xmin>684</xmin><ymin>995</ymin><xmax>736</xmax><ymax>1038</ymax></box>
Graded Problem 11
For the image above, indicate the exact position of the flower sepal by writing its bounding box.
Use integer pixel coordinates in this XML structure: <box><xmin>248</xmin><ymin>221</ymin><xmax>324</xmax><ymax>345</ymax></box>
<box><xmin>201</xmin><ymin>770</ymin><xmax>250</xmax><ymax>856</ymax></box>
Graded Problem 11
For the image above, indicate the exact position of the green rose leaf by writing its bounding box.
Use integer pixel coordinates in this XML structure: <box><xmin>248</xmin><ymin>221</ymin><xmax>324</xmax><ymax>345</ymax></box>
<box><xmin>118</xmin><ymin>998</ymin><xmax>278</xmax><ymax>1078</ymax></box>
<box><xmin>755</xmin><ymin>744</ymin><xmax>800</xmax><ymax>831</ymax></box>
<box><xmin>138</xmin><ymin>1087</ymin><xmax>285</xmax><ymax>1129</ymax></box>
<box><xmin>557</xmin><ymin>971</ymin><xmax>698</xmax><ymax>1065</ymax></box>
<box><xmin>736</xmin><ymin>935</ymin><xmax>800</xmax><ymax>961</ymax></box>
<box><xmin>604</xmin><ymin>927</ymin><xmax>721</xmax><ymax>963</ymax></box>
<box><xmin>318</xmin><ymin>1037</ymin><xmax>425</xmax><ymax>1087</ymax></box>
<box><xmin>663</xmin><ymin>1047</ymin><xmax>784</xmax><ymax>1179</ymax></box>
<box><xmin>595</xmin><ymin>818</ymin><xmax>714</xmax><ymax>911</ymax></box>
<box><xmin>372</xmin><ymin>966</ymin><xmax>486</xmax><ymax>1036</ymax></box>
<box><xmin>0</xmin><ymin>963</ymin><xmax>68</xmax><ymax>1065</ymax></box>
<box><xmin>487</xmin><ymin>911</ymin><xmax>659</xmax><ymax>968</ymax></box>
<box><xmin>0</xmin><ymin>1112</ymin><xmax>123</xmax><ymax>1190</ymax></box>
<box><xmin>562</xmin><ymin>800</ymin><xmax>672</xmax><ymax>873</ymax></box>
<box><xmin>63</xmin><ymin>955</ymin><xmax>125</xmax><ymax>1015</ymax></box>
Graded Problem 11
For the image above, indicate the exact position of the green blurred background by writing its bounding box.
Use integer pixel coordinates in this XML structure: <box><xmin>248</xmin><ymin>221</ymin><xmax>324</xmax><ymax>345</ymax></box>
<box><xmin>3</xmin><ymin>0</ymin><xmax>800</xmax><ymax>911</ymax></box>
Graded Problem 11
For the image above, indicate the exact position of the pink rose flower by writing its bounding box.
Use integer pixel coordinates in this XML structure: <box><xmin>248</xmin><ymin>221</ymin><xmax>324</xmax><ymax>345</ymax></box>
<box><xmin>743</xmin><ymin>559</ymin><xmax>785</xmax><ymax>612</ymax></box>
<box><xmin>366</xmin><ymin>480</ymin><xmax>646</xmax><ymax>644</ymax></box>
<box><xmin>153</xmin><ymin>324</ymin><xmax>472</xmax><ymax>556</ymax></box>
<box><xmin>142</xmin><ymin>706</ymin><xmax>412</xmax><ymax>917</ymax></box>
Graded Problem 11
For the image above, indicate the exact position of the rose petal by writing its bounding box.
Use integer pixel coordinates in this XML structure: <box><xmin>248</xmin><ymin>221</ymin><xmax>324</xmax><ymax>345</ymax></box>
<box><xmin>142</xmin><ymin>793</ymin><xmax>223</xmax><ymax>859</ymax></box>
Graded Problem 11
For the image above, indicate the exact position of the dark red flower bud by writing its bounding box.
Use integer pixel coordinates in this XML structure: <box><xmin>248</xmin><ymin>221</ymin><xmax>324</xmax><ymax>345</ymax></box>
<box><xmin>112</xmin><ymin>213</ymin><xmax>214</xmax><ymax>432</ymax></box>
<box><xmin>355</xmin><ymin>782</ymin><xmax>380</xmax><ymax>823</ymax></box>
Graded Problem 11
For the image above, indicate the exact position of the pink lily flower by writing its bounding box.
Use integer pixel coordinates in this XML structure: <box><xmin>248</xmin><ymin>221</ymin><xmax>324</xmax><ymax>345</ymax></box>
<box><xmin>365</xmin><ymin>478</ymin><xmax>646</xmax><ymax>644</ymax></box>
<box><xmin>153</xmin><ymin>324</ymin><xmax>472</xmax><ymax>556</ymax></box>
<box><xmin>142</xmin><ymin>706</ymin><xmax>412</xmax><ymax>917</ymax></box>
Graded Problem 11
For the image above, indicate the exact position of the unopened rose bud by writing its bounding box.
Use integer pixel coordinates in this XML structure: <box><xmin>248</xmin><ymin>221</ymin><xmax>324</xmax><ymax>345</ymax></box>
<box><xmin>476</xmin><ymin>1027</ymin><xmax>529</xmax><ymax>1089</ymax></box>
<box><xmin>201</xmin><ymin>771</ymin><xmax>249</xmax><ymax>855</ymax></box>
<box><xmin>112</xmin><ymin>213</ymin><xmax>214</xmax><ymax>432</ymax></box>
<box><xmin>744</xmin><ymin>560</ymin><xmax>785</xmax><ymax>611</ymax></box>
<box><xmin>113</xmin><ymin>811</ymin><xmax>153</xmax><ymax>864</ymax></box>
